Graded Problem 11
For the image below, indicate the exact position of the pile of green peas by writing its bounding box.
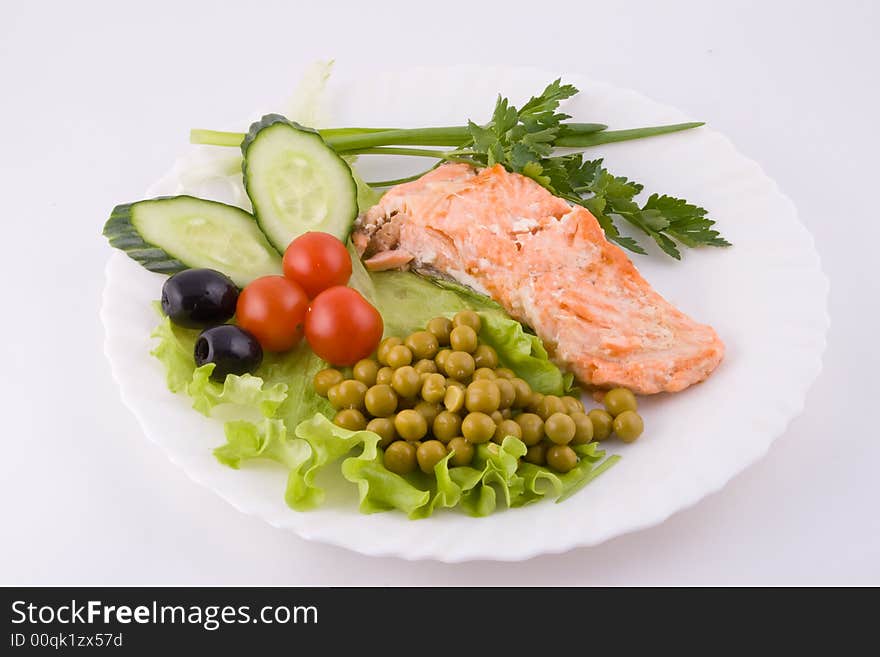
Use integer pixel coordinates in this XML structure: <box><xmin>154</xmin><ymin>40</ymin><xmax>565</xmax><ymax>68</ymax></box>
<box><xmin>313</xmin><ymin>310</ymin><xmax>645</xmax><ymax>477</ymax></box>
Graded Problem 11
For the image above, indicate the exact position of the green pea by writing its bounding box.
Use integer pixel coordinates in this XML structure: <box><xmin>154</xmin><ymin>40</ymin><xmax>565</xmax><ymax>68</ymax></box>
<box><xmin>516</xmin><ymin>413</ymin><xmax>544</xmax><ymax>446</ymax></box>
<box><xmin>461</xmin><ymin>412</ymin><xmax>496</xmax><ymax>444</ymax></box>
<box><xmin>376</xmin><ymin>337</ymin><xmax>403</xmax><ymax>366</ymax></box>
<box><xmin>405</xmin><ymin>331</ymin><xmax>440</xmax><ymax>360</ymax></box>
<box><xmin>613</xmin><ymin>410</ymin><xmax>644</xmax><ymax>443</ymax></box>
<box><xmin>493</xmin><ymin>419</ymin><xmax>523</xmax><ymax>444</ymax></box>
<box><xmin>450</xmin><ymin>325</ymin><xmax>478</xmax><ymax>353</ymax></box>
<box><xmin>383</xmin><ymin>440</ymin><xmax>417</xmax><ymax>474</ymax></box>
<box><xmin>494</xmin><ymin>368</ymin><xmax>515</xmax><ymax>380</ymax></box>
<box><xmin>588</xmin><ymin>409</ymin><xmax>614</xmax><ymax>441</ymax></box>
<box><xmin>333</xmin><ymin>409</ymin><xmax>367</xmax><ymax>431</ymax></box>
<box><xmin>417</xmin><ymin>440</ymin><xmax>448</xmax><ymax>474</ymax></box>
<box><xmin>394</xmin><ymin>409</ymin><xmax>428</xmax><ymax>441</ymax></box>
<box><xmin>570</xmin><ymin>412</ymin><xmax>594</xmax><ymax>445</ymax></box>
<box><xmin>473</xmin><ymin>344</ymin><xmax>499</xmax><ymax>369</ymax></box>
<box><xmin>443</xmin><ymin>385</ymin><xmax>466</xmax><ymax>413</ymax></box>
<box><xmin>364</xmin><ymin>384</ymin><xmax>398</xmax><ymax>418</ymax></box>
<box><xmin>537</xmin><ymin>395</ymin><xmax>567</xmax><ymax>420</ymax></box>
<box><xmin>420</xmin><ymin>373</ymin><xmax>447</xmax><ymax>404</ymax></box>
<box><xmin>546</xmin><ymin>445</ymin><xmax>578</xmax><ymax>473</ymax></box>
<box><xmin>386</xmin><ymin>345</ymin><xmax>414</xmax><ymax>369</ymax></box>
<box><xmin>367</xmin><ymin>417</ymin><xmax>397</xmax><ymax>448</ymax></box>
<box><xmin>562</xmin><ymin>395</ymin><xmax>585</xmax><ymax>414</ymax></box>
<box><xmin>328</xmin><ymin>380</ymin><xmax>368</xmax><ymax>410</ymax></box>
<box><xmin>490</xmin><ymin>410</ymin><xmax>504</xmax><ymax>425</ymax></box>
<box><xmin>351</xmin><ymin>359</ymin><xmax>379</xmax><ymax>386</ymax></box>
<box><xmin>414</xmin><ymin>401</ymin><xmax>441</xmax><ymax>427</ymax></box>
<box><xmin>544</xmin><ymin>412</ymin><xmax>576</xmax><ymax>445</ymax></box>
<box><xmin>495</xmin><ymin>378</ymin><xmax>516</xmax><ymax>410</ymax></box>
<box><xmin>444</xmin><ymin>351</ymin><xmax>475</xmax><ymax>381</ymax></box>
<box><xmin>391</xmin><ymin>366</ymin><xmax>421</xmax><ymax>398</ymax></box>
<box><xmin>473</xmin><ymin>367</ymin><xmax>497</xmax><ymax>381</ymax></box>
<box><xmin>452</xmin><ymin>310</ymin><xmax>482</xmax><ymax>332</ymax></box>
<box><xmin>604</xmin><ymin>387</ymin><xmax>638</xmax><ymax>416</ymax></box>
<box><xmin>426</xmin><ymin>317</ymin><xmax>453</xmax><ymax>346</ymax></box>
<box><xmin>413</xmin><ymin>358</ymin><xmax>438</xmax><ymax>375</ymax></box>
<box><xmin>510</xmin><ymin>378</ymin><xmax>533</xmax><ymax>409</ymax></box>
<box><xmin>313</xmin><ymin>368</ymin><xmax>345</xmax><ymax>397</ymax></box>
<box><xmin>434</xmin><ymin>348</ymin><xmax>452</xmax><ymax>374</ymax></box>
<box><xmin>447</xmin><ymin>437</ymin><xmax>474</xmax><ymax>467</ymax></box>
<box><xmin>432</xmin><ymin>410</ymin><xmax>462</xmax><ymax>443</ymax></box>
<box><xmin>527</xmin><ymin>392</ymin><xmax>545</xmax><ymax>413</ymax></box>
<box><xmin>524</xmin><ymin>443</ymin><xmax>547</xmax><ymax>465</ymax></box>
<box><xmin>397</xmin><ymin>396</ymin><xmax>417</xmax><ymax>410</ymax></box>
<box><xmin>465</xmin><ymin>379</ymin><xmax>501</xmax><ymax>414</ymax></box>
<box><xmin>375</xmin><ymin>366</ymin><xmax>394</xmax><ymax>386</ymax></box>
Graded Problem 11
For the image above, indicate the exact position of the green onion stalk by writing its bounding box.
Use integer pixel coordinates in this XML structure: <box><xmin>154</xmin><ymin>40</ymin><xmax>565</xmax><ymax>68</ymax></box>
<box><xmin>189</xmin><ymin>122</ymin><xmax>703</xmax><ymax>187</ymax></box>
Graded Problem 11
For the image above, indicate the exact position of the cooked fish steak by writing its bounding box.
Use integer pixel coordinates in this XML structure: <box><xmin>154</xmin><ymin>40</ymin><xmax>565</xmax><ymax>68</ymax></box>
<box><xmin>353</xmin><ymin>163</ymin><xmax>724</xmax><ymax>394</ymax></box>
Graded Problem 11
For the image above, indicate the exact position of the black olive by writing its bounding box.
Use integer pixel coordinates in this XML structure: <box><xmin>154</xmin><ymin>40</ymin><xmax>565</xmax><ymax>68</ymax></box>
<box><xmin>194</xmin><ymin>325</ymin><xmax>263</xmax><ymax>381</ymax></box>
<box><xmin>161</xmin><ymin>269</ymin><xmax>239</xmax><ymax>329</ymax></box>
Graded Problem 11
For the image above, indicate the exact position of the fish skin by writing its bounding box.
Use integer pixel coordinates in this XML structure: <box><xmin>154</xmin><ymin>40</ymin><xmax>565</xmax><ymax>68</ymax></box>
<box><xmin>354</xmin><ymin>163</ymin><xmax>724</xmax><ymax>394</ymax></box>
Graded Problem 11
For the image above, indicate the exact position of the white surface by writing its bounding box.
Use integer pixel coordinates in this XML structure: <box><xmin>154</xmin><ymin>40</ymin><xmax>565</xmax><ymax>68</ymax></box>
<box><xmin>101</xmin><ymin>66</ymin><xmax>827</xmax><ymax>561</ymax></box>
<box><xmin>1</xmin><ymin>0</ymin><xmax>877</xmax><ymax>583</ymax></box>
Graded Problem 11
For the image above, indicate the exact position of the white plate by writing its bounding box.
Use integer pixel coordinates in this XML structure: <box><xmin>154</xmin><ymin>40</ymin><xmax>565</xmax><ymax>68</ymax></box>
<box><xmin>102</xmin><ymin>65</ymin><xmax>829</xmax><ymax>562</ymax></box>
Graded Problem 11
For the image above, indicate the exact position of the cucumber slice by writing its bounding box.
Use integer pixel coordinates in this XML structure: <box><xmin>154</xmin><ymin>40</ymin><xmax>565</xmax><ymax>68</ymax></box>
<box><xmin>103</xmin><ymin>196</ymin><xmax>282</xmax><ymax>286</ymax></box>
<box><xmin>242</xmin><ymin>114</ymin><xmax>358</xmax><ymax>250</ymax></box>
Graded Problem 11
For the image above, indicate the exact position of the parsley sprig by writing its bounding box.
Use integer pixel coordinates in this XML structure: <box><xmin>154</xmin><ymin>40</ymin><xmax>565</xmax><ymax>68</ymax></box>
<box><xmin>461</xmin><ymin>80</ymin><xmax>730</xmax><ymax>258</ymax></box>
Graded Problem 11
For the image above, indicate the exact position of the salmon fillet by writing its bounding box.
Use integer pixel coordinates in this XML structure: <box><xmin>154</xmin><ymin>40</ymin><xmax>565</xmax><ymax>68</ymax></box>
<box><xmin>353</xmin><ymin>163</ymin><xmax>724</xmax><ymax>394</ymax></box>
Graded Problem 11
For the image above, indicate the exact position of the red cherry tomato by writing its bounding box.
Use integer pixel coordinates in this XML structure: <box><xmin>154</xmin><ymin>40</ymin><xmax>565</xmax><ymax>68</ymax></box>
<box><xmin>305</xmin><ymin>286</ymin><xmax>383</xmax><ymax>366</ymax></box>
<box><xmin>236</xmin><ymin>276</ymin><xmax>309</xmax><ymax>352</ymax></box>
<box><xmin>282</xmin><ymin>232</ymin><xmax>352</xmax><ymax>298</ymax></box>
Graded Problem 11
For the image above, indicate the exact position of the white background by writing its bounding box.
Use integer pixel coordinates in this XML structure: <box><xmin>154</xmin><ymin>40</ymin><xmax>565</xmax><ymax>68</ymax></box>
<box><xmin>1</xmin><ymin>0</ymin><xmax>877</xmax><ymax>585</ymax></box>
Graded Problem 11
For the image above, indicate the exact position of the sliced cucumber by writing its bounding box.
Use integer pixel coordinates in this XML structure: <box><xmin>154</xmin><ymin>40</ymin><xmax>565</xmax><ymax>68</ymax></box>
<box><xmin>242</xmin><ymin>114</ymin><xmax>358</xmax><ymax>250</ymax></box>
<box><xmin>103</xmin><ymin>196</ymin><xmax>282</xmax><ymax>286</ymax></box>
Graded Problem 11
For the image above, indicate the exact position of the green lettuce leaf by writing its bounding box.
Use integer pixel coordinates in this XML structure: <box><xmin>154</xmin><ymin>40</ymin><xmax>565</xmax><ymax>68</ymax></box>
<box><xmin>150</xmin><ymin>316</ymin><xmax>199</xmax><ymax>393</ymax></box>
<box><xmin>150</xmin><ymin>309</ymin><xmax>332</xmax><ymax>428</ymax></box>
<box><xmin>214</xmin><ymin>418</ymin><xmax>308</xmax><ymax>471</ymax></box>
<box><xmin>409</xmin><ymin>452</ymin><xmax>474</xmax><ymax>519</ymax></box>
<box><xmin>350</xmin><ymin>167</ymin><xmax>384</xmax><ymax>214</ymax></box>
<box><xmin>358</xmin><ymin>269</ymin><xmax>475</xmax><ymax>337</ymax></box>
<box><xmin>294</xmin><ymin>414</ymin><xmax>428</xmax><ymax>513</ymax></box>
<box><xmin>214</xmin><ymin>419</ymin><xmax>314</xmax><ymax>513</ymax></box>
<box><xmin>188</xmin><ymin>364</ymin><xmax>287</xmax><ymax>419</ymax></box>
<box><xmin>477</xmin><ymin>311</ymin><xmax>573</xmax><ymax>395</ymax></box>
<box><xmin>513</xmin><ymin>442</ymin><xmax>620</xmax><ymax>507</ymax></box>
<box><xmin>557</xmin><ymin>443</ymin><xmax>621</xmax><ymax>503</ymax></box>
<box><xmin>459</xmin><ymin>437</ymin><xmax>528</xmax><ymax>517</ymax></box>
<box><xmin>263</xmin><ymin>346</ymin><xmax>334</xmax><ymax>428</ymax></box>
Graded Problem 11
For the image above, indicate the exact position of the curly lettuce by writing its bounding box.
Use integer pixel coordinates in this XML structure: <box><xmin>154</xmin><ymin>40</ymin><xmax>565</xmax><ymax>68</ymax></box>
<box><xmin>477</xmin><ymin>311</ymin><xmax>574</xmax><ymax>396</ymax></box>
<box><xmin>150</xmin><ymin>311</ymin><xmax>331</xmax><ymax>427</ymax></box>
<box><xmin>286</xmin><ymin>417</ymin><xmax>616</xmax><ymax>518</ymax></box>
<box><xmin>150</xmin><ymin>260</ymin><xmax>613</xmax><ymax>518</ymax></box>
<box><xmin>150</xmin><ymin>315</ymin><xmax>199</xmax><ymax>393</ymax></box>
<box><xmin>515</xmin><ymin>443</ymin><xmax>621</xmax><ymax>507</ymax></box>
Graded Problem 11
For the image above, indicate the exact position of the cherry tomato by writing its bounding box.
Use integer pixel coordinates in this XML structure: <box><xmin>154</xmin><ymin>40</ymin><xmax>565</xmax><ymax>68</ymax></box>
<box><xmin>236</xmin><ymin>275</ymin><xmax>309</xmax><ymax>352</ymax></box>
<box><xmin>305</xmin><ymin>286</ymin><xmax>383</xmax><ymax>366</ymax></box>
<box><xmin>282</xmin><ymin>232</ymin><xmax>352</xmax><ymax>298</ymax></box>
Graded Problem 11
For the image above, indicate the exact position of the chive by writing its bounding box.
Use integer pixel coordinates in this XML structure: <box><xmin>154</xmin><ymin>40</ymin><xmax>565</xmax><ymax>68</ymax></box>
<box><xmin>190</xmin><ymin>123</ymin><xmax>611</xmax><ymax>149</ymax></box>
<box><xmin>555</xmin><ymin>122</ymin><xmax>704</xmax><ymax>147</ymax></box>
<box><xmin>366</xmin><ymin>167</ymin><xmax>439</xmax><ymax>187</ymax></box>
<box><xmin>189</xmin><ymin>129</ymin><xmax>245</xmax><ymax>147</ymax></box>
